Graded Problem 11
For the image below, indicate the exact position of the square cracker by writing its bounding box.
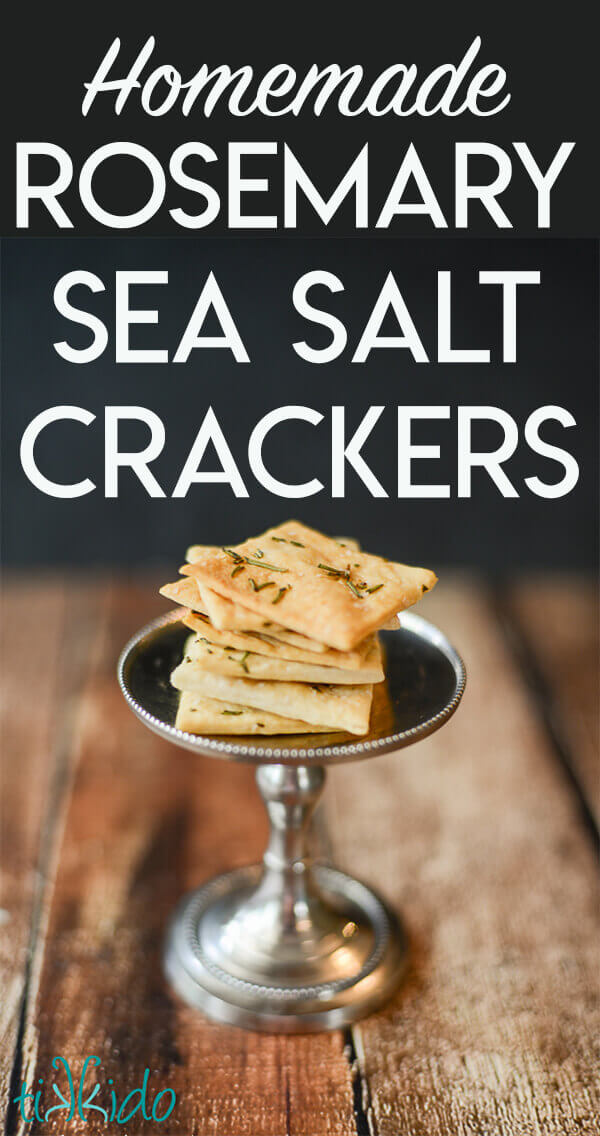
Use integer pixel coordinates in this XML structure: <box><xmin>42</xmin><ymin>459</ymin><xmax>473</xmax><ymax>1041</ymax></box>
<box><xmin>185</xmin><ymin>538</ymin><xmax>397</xmax><ymax>640</ymax></box>
<box><xmin>186</xmin><ymin>544</ymin><xmax>326</xmax><ymax>647</ymax></box>
<box><xmin>170</xmin><ymin>666</ymin><xmax>374</xmax><ymax>735</ymax></box>
<box><xmin>185</xmin><ymin>542</ymin><xmax>400</xmax><ymax>642</ymax></box>
<box><xmin>177</xmin><ymin>632</ymin><xmax>383</xmax><ymax>684</ymax></box>
<box><xmin>181</xmin><ymin>521</ymin><xmax>436</xmax><ymax>651</ymax></box>
<box><xmin>175</xmin><ymin>691</ymin><xmax>332</xmax><ymax>735</ymax></box>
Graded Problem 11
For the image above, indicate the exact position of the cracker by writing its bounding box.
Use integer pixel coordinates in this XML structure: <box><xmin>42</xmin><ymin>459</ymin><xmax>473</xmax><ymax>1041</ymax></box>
<box><xmin>175</xmin><ymin>691</ymin><xmax>332</xmax><ymax>735</ymax></box>
<box><xmin>181</xmin><ymin>521</ymin><xmax>436</xmax><ymax>651</ymax></box>
<box><xmin>179</xmin><ymin>632</ymin><xmax>383</xmax><ymax>684</ymax></box>
<box><xmin>160</xmin><ymin>577</ymin><xmax>208</xmax><ymax>614</ymax></box>
<box><xmin>187</xmin><ymin>544</ymin><xmax>323</xmax><ymax>643</ymax></box>
<box><xmin>170</xmin><ymin>666</ymin><xmax>374</xmax><ymax>735</ymax></box>
<box><xmin>184</xmin><ymin>543</ymin><xmax>400</xmax><ymax>638</ymax></box>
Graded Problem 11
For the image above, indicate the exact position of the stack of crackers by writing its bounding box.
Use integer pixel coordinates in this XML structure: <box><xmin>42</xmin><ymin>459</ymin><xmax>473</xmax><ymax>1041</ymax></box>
<box><xmin>160</xmin><ymin>521</ymin><xmax>436</xmax><ymax>737</ymax></box>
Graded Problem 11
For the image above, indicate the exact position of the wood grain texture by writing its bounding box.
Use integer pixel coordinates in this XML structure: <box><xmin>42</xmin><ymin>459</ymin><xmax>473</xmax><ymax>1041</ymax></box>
<box><xmin>506</xmin><ymin>576</ymin><xmax>599</xmax><ymax>826</ymax></box>
<box><xmin>326</xmin><ymin>582</ymin><xmax>600</xmax><ymax>1136</ymax></box>
<box><xmin>6</xmin><ymin>580</ymin><xmax>355</xmax><ymax>1136</ymax></box>
<box><xmin>3</xmin><ymin>575</ymin><xmax>598</xmax><ymax>1136</ymax></box>
<box><xmin>0</xmin><ymin>577</ymin><xmax>102</xmax><ymax>1116</ymax></box>
<box><xmin>1</xmin><ymin>579</ymin><xmax>64</xmax><ymax>1110</ymax></box>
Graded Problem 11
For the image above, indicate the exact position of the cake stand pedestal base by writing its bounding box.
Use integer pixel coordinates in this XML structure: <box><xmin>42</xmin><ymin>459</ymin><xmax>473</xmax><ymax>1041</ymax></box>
<box><xmin>164</xmin><ymin>764</ymin><xmax>406</xmax><ymax>1032</ymax></box>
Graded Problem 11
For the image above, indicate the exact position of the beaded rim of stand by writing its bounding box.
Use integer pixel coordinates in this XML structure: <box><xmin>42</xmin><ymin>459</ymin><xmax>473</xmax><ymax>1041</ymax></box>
<box><xmin>175</xmin><ymin>865</ymin><xmax>392</xmax><ymax>1001</ymax></box>
<box><xmin>118</xmin><ymin>609</ymin><xmax>466</xmax><ymax>763</ymax></box>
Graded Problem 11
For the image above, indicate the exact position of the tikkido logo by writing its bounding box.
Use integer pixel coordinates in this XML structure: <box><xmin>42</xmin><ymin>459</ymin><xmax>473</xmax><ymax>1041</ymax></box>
<box><xmin>12</xmin><ymin>1056</ymin><xmax>177</xmax><ymax>1126</ymax></box>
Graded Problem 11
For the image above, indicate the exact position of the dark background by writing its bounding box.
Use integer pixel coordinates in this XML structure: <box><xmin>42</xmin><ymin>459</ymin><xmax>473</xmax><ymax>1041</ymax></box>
<box><xmin>2</xmin><ymin>237</ymin><xmax>597</xmax><ymax>572</ymax></box>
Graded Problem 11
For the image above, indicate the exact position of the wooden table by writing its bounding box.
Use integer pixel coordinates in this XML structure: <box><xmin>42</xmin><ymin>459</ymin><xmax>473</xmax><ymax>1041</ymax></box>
<box><xmin>1</xmin><ymin>574</ymin><xmax>598</xmax><ymax>1135</ymax></box>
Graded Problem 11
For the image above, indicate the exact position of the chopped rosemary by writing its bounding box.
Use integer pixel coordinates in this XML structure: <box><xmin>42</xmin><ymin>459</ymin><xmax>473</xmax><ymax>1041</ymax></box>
<box><xmin>270</xmin><ymin>535</ymin><xmax>304</xmax><ymax>547</ymax></box>
<box><xmin>318</xmin><ymin>562</ymin><xmax>349</xmax><ymax>578</ymax></box>
<box><xmin>244</xmin><ymin>557</ymin><xmax>288</xmax><ymax>571</ymax></box>
<box><xmin>231</xmin><ymin>564</ymin><xmax>245</xmax><ymax>577</ymax></box>
<box><xmin>239</xmin><ymin>651</ymin><xmax>250</xmax><ymax>673</ymax></box>
<box><xmin>290</xmin><ymin>539</ymin><xmax>304</xmax><ymax>547</ymax></box>
<box><xmin>272</xmin><ymin>586</ymin><xmax>290</xmax><ymax>604</ymax></box>
<box><xmin>222</xmin><ymin>709</ymin><xmax>243</xmax><ymax>715</ymax></box>
<box><xmin>270</xmin><ymin>536</ymin><xmax>286</xmax><ymax>542</ymax></box>
<box><xmin>366</xmin><ymin>583</ymin><xmax>384</xmax><ymax>594</ymax></box>
<box><xmin>319</xmin><ymin>561</ymin><xmax>375</xmax><ymax>598</ymax></box>
<box><xmin>249</xmin><ymin>578</ymin><xmax>276</xmax><ymax>592</ymax></box>
<box><xmin>253</xmin><ymin>549</ymin><xmax>264</xmax><ymax>558</ymax></box>
<box><xmin>222</xmin><ymin>547</ymin><xmax>243</xmax><ymax>562</ymax></box>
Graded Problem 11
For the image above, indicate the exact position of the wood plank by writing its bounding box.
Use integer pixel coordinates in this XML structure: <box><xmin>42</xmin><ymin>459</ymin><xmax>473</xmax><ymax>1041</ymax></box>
<box><xmin>0</xmin><ymin>577</ymin><xmax>101</xmax><ymax>1116</ymax></box>
<box><xmin>12</xmin><ymin>580</ymin><xmax>356</xmax><ymax>1136</ymax></box>
<box><xmin>505</xmin><ymin>576</ymin><xmax>599</xmax><ymax>826</ymax></box>
<box><xmin>325</xmin><ymin>582</ymin><xmax>600</xmax><ymax>1136</ymax></box>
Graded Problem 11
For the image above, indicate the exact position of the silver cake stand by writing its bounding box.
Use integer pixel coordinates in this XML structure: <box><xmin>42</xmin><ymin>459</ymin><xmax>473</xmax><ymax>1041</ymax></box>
<box><xmin>118</xmin><ymin>610</ymin><xmax>465</xmax><ymax>1032</ymax></box>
